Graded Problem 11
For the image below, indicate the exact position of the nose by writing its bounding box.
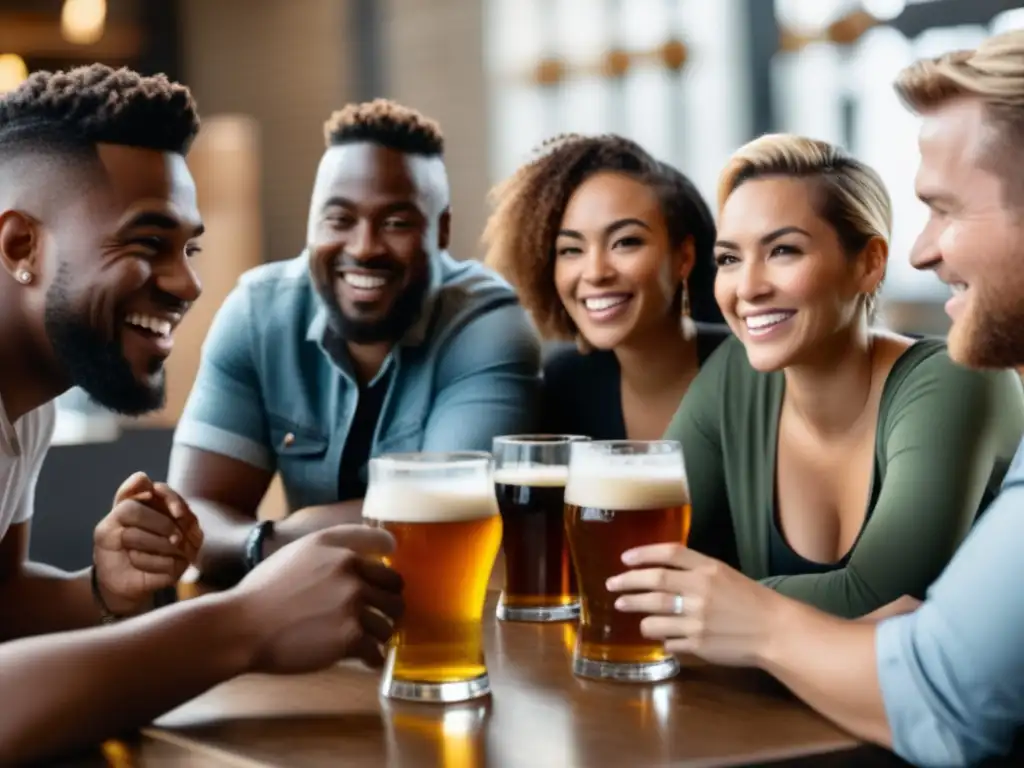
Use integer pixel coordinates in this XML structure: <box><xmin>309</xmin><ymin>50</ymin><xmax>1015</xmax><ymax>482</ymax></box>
<box><xmin>155</xmin><ymin>252</ymin><xmax>202</xmax><ymax>306</ymax></box>
<box><xmin>735</xmin><ymin>259</ymin><xmax>771</xmax><ymax>303</ymax></box>
<box><xmin>909</xmin><ymin>222</ymin><xmax>942</xmax><ymax>273</ymax></box>
<box><xmin>348</xmin><ymin>220</ymin><xmax>385</xmax><ymax>261</ymax></box>
<box><xmin>581</xmin><ymin>246</ymin><xmax>615</xmax><ymax>285</ymax></box>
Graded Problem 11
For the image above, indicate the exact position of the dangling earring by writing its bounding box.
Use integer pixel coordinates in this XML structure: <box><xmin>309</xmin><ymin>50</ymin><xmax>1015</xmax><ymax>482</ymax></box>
<box><xmin>680</xmin><ymin>278</ymin><xmax>696</xmax><ymax>341</ymax></box>
<box><xmin>864</xmin><ymin>291</ymin><xmax>878</xmax><ymax>324</ymax></box>
<box><xmin>15</xmin><ymin>269</ymin><xmax>32</xmax><ymax>285</ymax></box>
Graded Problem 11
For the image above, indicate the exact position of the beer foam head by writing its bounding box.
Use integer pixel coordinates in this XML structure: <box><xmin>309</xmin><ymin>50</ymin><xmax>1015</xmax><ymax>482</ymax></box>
<box><xmin>564</xmin><ymin>467</ymin><xmax>688</xmax><ymax>510</ymax></box>
<box><xmin>493</xmin><ymin>464</ymin><xmax>568</xmax><ymax>488</ymax></box>
<box><xmin>364</xmin><ymin>477</ymin><xmax>499</xmax><ymax>523</ymax></box>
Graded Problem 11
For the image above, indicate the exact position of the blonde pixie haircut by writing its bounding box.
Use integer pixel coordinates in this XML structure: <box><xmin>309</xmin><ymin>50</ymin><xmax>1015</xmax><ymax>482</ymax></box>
<box><xmin>716</xmin><ymin>134</ymin><xmax>892</xmax><ymax>316</ymax></box>
<box><xmin>894</xmin><ymin>29</ymin><xmax>1024</xmax><ymax>202</ymax></box>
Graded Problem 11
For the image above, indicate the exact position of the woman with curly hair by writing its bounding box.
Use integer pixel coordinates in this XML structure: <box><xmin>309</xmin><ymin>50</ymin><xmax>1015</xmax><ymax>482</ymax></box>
<box><xmin>483</xmin><ymin>134</ymin><xmax>729</xmax><ymax>440</ymax></box>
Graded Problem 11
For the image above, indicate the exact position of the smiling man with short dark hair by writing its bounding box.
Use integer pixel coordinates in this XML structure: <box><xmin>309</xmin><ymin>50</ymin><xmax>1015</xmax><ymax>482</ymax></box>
<box><xmin>170</xmin><ymin>99</ymin><xmax>541</xmax><ymax>585</ymax></box>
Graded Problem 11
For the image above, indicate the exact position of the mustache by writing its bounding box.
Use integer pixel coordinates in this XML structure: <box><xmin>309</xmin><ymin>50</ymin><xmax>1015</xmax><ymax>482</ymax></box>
<box><xmin>331</xmin><ymin>254</ymin><xmax>403</xmax><ymax>274</ymax></box>
<box><xmin>148</xmin><ymin>287</ymin><xmax>191</xmax><ymax>315</ymax></box>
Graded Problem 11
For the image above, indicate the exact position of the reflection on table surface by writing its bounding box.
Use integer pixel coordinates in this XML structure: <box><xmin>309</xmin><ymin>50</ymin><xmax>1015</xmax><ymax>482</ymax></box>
<box><xmin>138</xmin><ymin>592</ymin><xmax>898</xmax><ymax>768</ymax></box>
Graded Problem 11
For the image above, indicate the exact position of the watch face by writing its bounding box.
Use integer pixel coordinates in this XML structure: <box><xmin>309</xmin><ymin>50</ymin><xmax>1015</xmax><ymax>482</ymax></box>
<box><xmin>244</xmin><ymin>520</ymin><xmax>273</xmax><ymax>570</ymax></box>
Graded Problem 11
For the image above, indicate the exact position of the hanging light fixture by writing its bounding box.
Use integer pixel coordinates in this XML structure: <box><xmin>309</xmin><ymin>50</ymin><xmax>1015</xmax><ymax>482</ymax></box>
<box><xmin>0</xmin><ymin>54</ymin><xmax>28</xmax><ymax>94</ymax></box>
<box><xmin>61</xmin><ymin>0</ymin><xmax>107</xmax><ymax>45</ymax></box>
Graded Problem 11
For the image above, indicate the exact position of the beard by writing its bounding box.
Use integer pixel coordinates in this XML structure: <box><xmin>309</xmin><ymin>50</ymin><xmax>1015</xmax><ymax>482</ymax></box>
<box><xmin>44</xmin><ymin>264</ymin><xmax>165</xmax><ymax>416</ymax></box>
<box><xmin>948</xmin><ymin>278</ymin><xmax>1024</xmax><ymax>369</ymax></box>
<box><xmin>316</xmin><ymin>269</ymin><xmax>430</xmax><ymax>345</ymax></box>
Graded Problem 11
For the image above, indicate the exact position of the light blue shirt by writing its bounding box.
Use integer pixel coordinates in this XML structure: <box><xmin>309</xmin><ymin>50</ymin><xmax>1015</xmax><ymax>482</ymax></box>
<box><xmin>877</xmin><ymin>438</ymin><xmax>1024</xmax><ymax>766</ymax></box>
<box><xmin>173</xmin><ymin>250</ymin><xmax>541</xmax><ymax>511</ymax></box>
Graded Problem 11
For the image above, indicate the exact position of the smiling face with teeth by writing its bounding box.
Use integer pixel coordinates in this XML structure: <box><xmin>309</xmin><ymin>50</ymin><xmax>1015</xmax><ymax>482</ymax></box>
<box><xmin>909</xmin><ymin>97</ymin><xmax>1024</xmax><ymax>369</ymax></box>
<box><xmin>713</xmin><ymin>176</ymin><xmax>887</xmax><ymax>372</ymax></box>
<box><xmin>306</xmin><ymin>142</ymin><xmax>448</xmax><ymax>347</ymax></box>
<box><xmin>13</xmin><ymin>144</ymin><xmax>203</xmax><ymax>415</ymax></box>
<box><xmin>553</xmin><ymin>172</ymin><xmax>692</xmax><ymax>351</ymax></box>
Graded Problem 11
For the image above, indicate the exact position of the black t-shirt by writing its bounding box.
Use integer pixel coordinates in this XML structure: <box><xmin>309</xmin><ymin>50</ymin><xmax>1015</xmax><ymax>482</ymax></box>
<box><xmin>337</xmin><ymin>370</ymin><xmax>392</xmax><ymax>500</ymax></box>
<box><xmin>539</xmin><ymin>323</ymin><xmax>732</xmax><ymax>439</ymax></box>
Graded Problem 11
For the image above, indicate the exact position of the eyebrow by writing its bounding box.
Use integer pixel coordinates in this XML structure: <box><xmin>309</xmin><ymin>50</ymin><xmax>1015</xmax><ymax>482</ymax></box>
<box><xmin>557</xmin><ymin>217</ymin><xmax>652</xmax><ymax>240</ymax></box>
<box><xmin>321</xmin><ymin>196</ymin><xmax>354</xmax><ymax>211</ymax></box>
<box><xmin>321</xmin><ymin>197</ymin><xmax>422</xmax><ymax>216</ymax></box>
<box><xmin>917</xmin><ymin>192</ymin><xmax>955</xmax><ymax>208</ymax></box>
<box><xmin>120</xmin><ymin>211</ymin><xmax>204</xmax><ymax>238</ymax></box>
<box><xmin>715</xmin><ymin>225</ymin><xmax>811</xmax><ymax>250</ymax></box>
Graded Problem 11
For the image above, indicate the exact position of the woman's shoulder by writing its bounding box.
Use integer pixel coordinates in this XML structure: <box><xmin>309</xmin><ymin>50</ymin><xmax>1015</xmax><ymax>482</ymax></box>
<box><xmin>886</xmin><ymin>335</ymin><xmax>1022</xmax><ymax>400</ymax></box>
<box><xmin>541</xmin><ymin>342</ymin><xmax>623</xmax><ymax>437</ymax></box>
<box><xmin>880</xmin><ymin>335</ymin><xmax>1024</xmax><ymax>441</ymax></box>
<box><xmin>542</xmin><ymin>341</ymin><xmax>617</xmax><ymax>383</ymax></box>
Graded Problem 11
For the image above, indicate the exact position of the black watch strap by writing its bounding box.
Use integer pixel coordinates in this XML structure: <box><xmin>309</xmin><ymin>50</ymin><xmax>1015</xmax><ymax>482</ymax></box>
<box><xmin>243</xmin><ymin>520</ymin><xmax>274</xmax><ymax>572</ymax></box>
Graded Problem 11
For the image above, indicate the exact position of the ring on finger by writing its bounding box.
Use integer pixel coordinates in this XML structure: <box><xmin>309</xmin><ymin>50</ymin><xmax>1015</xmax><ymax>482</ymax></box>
<box><xmin>670</xmin><ymin>594</ymin><xmax>685</xmax><ymax>615</ymax></box>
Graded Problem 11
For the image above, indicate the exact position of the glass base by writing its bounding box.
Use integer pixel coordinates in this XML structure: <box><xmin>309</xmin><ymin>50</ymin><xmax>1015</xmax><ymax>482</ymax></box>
<box><xmin>572</xmin><ymin>654</ymin><xmax>680</xmax><ymax>683</ymax></box>
<box><xmin>380</xmin><ymin>656</ymin><xmax>492</xmax><ymax>703</ymax></box>
<box><xmin>496</xmin><ymin>593</ymin><xmax>580</xmax><ymax>623</ymax></box>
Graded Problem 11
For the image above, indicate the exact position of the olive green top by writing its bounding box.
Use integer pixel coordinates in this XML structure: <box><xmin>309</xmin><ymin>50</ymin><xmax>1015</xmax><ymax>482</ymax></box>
<box><xmin>664</xmin><ymin>336</ymin><xmax>1024</xmax><ymax>618</ymax></box>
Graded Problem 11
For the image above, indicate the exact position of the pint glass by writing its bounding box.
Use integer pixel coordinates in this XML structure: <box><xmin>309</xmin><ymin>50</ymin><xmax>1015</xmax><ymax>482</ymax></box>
<box><xmin>564</xmin><ymin>440</ymin><xmax>690</xmax><ymax>682</ymax></box>
<box><xmin>492</xmin><ymin>435</ymin><xmax>588</xmax><ymax>622</ymax></box>
<box><xmin>364</xmin><ymin>452</ymin><xmax>503</xmax><ymax>702</ymax></box>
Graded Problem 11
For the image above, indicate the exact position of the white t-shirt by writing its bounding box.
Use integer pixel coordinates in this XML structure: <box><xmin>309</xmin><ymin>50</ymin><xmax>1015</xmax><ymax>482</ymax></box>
<box><xmin>0</xmin><ymin>394</ymin><xmax>56</xmax><ymax>542</ymax></box>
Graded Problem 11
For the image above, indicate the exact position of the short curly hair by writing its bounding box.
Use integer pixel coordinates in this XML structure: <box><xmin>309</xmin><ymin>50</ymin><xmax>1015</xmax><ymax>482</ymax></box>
<box><xmin>0</xmin><ymin>63</ymin><xmax>199</xmax><ymax>155</ymax></box>
<box><xmin>482</xmin><ymin>133</ymin><xmax>721</xmax><ymax>339</ymax></box>
<box><xmin>323</xmin><ymin>98</ymin><xmax>444</xmax><ymax>156</ymax></box>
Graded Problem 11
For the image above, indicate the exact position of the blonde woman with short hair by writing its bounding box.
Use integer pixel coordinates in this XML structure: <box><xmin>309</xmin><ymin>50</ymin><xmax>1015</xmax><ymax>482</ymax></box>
<box><xmin>656</xmin><ymin>132</ymin><xmax>1024</xmax><ymax>618</ymax></box>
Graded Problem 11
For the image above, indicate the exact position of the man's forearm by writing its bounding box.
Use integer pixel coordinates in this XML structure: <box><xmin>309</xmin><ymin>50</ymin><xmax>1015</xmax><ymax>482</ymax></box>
<box><xmin>0</xmin><ymin>592</ymin><xmax>253</xmax><ymax>765</ymax></box>
<box><xmin>192</xmin><ymin>498</ymin><xmax>364</xmax><ymax>587</ymax></box>
<box><xmin>759</xmin><ymin>598</ymin><xmax>893</xmax><ymax>747</ymax></box>
<box><xmin>189</xmin><ymin>498</ymin><xmax>256</xmax><ymax>586</ymax></box>
<box><xmin>0</xmin><ymin>562</ymin><xmax>99</xmax><ymax>641</ymax></box>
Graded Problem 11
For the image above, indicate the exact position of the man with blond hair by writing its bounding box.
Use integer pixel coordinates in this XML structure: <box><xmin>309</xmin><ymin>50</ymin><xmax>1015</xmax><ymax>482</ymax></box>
<box><xmin>601</xmin><ymin>29</ymin><xmax>1024</xmax><ymax>768</ymax></box>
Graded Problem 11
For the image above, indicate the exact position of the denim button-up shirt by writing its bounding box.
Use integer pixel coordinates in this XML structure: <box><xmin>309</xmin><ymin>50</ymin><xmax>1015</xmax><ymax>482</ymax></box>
<box><xmin>174</xmin><ymin>250</ymin><xmax>541</xmax><ymax>512</ymax></box>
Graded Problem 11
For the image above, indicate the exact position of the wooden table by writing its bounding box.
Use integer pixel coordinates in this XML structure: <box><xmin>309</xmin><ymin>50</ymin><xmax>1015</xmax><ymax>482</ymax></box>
<box><xmin>132</xmin><ymin>592</ymin><xmax>899</xmax><ymax>767</ymax></box>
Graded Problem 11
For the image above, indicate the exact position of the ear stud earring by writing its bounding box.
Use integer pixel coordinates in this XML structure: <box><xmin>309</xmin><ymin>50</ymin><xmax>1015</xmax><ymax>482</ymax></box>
<box><xmin>15</xmin><ymin>270</ymin><xmax>32</xmax><ymax>285</ymax></box>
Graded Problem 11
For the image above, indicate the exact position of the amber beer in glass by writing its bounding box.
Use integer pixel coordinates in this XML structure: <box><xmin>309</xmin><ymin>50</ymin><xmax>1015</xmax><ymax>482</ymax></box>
<box><xmin>364</xmin><ymin>452</ymin><xmax>502</xmax><ymax>702</ymax></box>
<box><xmin>492</xmin><ymin>435</ymin><xmax>588</xmax><ymax>622</ymax></box>
<box><xmin>564</xmin><ymin>440</ymin><xmax>690</xmax><ymax>682</ymax></box>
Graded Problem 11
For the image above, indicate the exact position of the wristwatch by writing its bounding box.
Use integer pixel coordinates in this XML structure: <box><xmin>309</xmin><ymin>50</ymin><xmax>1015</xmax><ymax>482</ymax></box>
<box><xmin>243</xmin><ymin>520</ymin><xmax>275</xmax><ymax>572</ymax></box>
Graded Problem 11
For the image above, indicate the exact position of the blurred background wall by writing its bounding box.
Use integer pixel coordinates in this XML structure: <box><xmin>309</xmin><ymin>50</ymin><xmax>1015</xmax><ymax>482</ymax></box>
<box><xmin>1</xmin><ymin>0</ymin><xmax>1021</xmax><ymax>566</ymax></box>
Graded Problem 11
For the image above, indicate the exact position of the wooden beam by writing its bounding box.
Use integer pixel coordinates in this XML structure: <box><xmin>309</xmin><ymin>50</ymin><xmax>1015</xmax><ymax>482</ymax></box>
<box><xmin>0</xmin><ymin>12</ymin><xmax>142</xmax><ymax>59</ymax></box>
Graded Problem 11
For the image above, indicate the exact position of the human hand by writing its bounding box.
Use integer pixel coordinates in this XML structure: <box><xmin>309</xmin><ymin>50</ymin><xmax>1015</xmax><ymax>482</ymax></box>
<box><xmin>265</xmin><ymin>501</ymin><xmax>365</xmax><ymax>557</ymax></box>
<box><xmin>93</xmin><ymin>472</ymin><xmax>204</xmax><ymax>615</ymax></box>
<box><xmin>857</xmin><ymin>595</ymin><xmax>922</xmax><ymax>623</ymax></box>
<box><xmin>233</xmin><ymin>523</ymin><xmax>403</xmax><ymax>675</ymax></box>
<box><xmin>606</xmin><ymin>543</ymin><xmax>785</xmax><ymax>667</ymax></box>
